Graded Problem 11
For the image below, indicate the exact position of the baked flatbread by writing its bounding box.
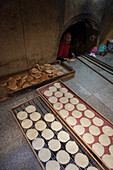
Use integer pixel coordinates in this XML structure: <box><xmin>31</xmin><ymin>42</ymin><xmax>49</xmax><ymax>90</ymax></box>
<box><xmin>66</xmin><ymin>141</ymin><xmax>78</xmax><ymax>154</ymax></box>
<box><xmin>26</xmin><ymin>129</ymin><xmax>38</xmax><ymax>140</ymax></box>
<box><xmin>54</xmin><ymin>91</ymin><xmax>63</xmax><ymax>98</ymax></box>
<box><xmin>109</xmin><ymin>145</ymin><xmax>113</xmax><ymax>155</ymax></box>
<box><xmin>102</xmin><ymin>154</ymin><xmax>113</xmax><ymax>169</ymax></box>
<box><xmin>92</xmin><ymin>117</ymin><xmax>104</xmax><ymax>126</ymax></box>
<box><xmin>87</xmin><ymin>166</ymin><xmax>98</xmax><ymax>170</ymax></box>
<box><xmin>102</xmin><ymin>126</ymin><xmax>113</xmax><ymax>136</ymax></box>
<box><xmin>76</xmin><ymin>103</ymin><xmax>86</xmax><ymax>111</ymax></box>
<box><xmin>57</xmin><ymin>131</ymin><xmax>70</xmax><ymax>142</ymax></box>
<box><xmin>56</xmin><ymin>150</ymin><xmax>70</xmax><ymax>164</ymax></box>
<box><xmin>35</xmin><ymin>120</ymin><xmax>47</xmax><ymax>131</ymax></box>
<box><xmin>59</xmin><ymin>97</ymin><xmax>68</xmax><ymax>104</ymax></box>
<box><xmin>54</xmin><ymin>83</ymin><xmax>61</xmax><ymax>88</ymax></box>
<box><xmin>70</xmin><ymin>98</ymin><xmax>79</xmax><ymax>105</ymax></box>
<box><xmin>51</xmin><ymin>121</ymin><xmax>62</xmax><ymax>131</ymax></box>
<box><xmin>59</xmin><ymin>109</ymin><xmax>69</xmax><ymax>118</ymax></box>
<box><xmin>80</xmin><ymin>117</ymin><xmax>91</xmax><ymax>127</ymax></box>
<box><xmin>83</xmin><ymin>133</ymin><xmax>94</xmax><ymax>144</ymax></box>
<box><xmin>38</xmin><ymin>148</ymin><xmax>51</xmax><ymax>162</ymax></box>
<box><xmin>21</xmin><ymin>119</ymin><xmax>33</xmax><ymax>129</ymax></box>
<box><xmin>65</xmin><ymin>164</ymin><xmax>79</xmax><ymax>170</ymax></box>
<box><xmin>25</xmin><ymin>105</ymin><xmax>36</xmax><ymax>113</ymax></box>
<box><xmin>30</xmin><ymin>112</ymin><xmax>41</xmax><ymax>121</ymax></box>
<box><xmin>53</xmin><ymin>102</ymin><xmax>63</xmax><ymax>110</ymax></box>
<box><xmin>92</xmin><ymin>143</ymin><xmax>104</xmax><ymax>157</ymax></box>
<box><xmin>32</xmin><ymin>138</ymin><xmax>45</xmax><ymax>150</ymax></box>
<box><xmin>74</xmin><ymin>125</ymin><xmax>85</xmax><ymax>135</ymax></box>
<box><xmin>48</xmin><ymin>96</ymin><xmax>58</xmax><ymax>104</ymax></box>
<box><xmin>75</xmin><ymin>153</ymin><xmax>89</xmax><ymax>168</ymax></box>
<box><xmin>64</xmin><ymin>103</ymin><xmax>74</xmax><ymax>111</ymax></box>
<box><xmin>99</xmin><ymin>134</ymin><xmax>110</xmax><ymax>146</ymax></box>
<box><xmin>46</xmin><ymin>160</ymin><xmax>60</xmax><ymax>170</ymax></box>
<box><xmin>66</xmin><ymin>116</ymin><xmax>77</xmax><ymax>126</ymax></box>
<box><xmin>44</xmin><ymin>90</ymin><xmax>53</xmax><ymax>97</ymax></box>
<box><xmin>48</xmin><ymin>139</ymin><xmax>61</xmax><ymax>151</ymax></box>
<box><xmin>84</xmin><ymin>110</ymin><xmax>95</xmax><ymax>118</ymax></box>
<box><xmin>89</xmin><ymin>125</ymin><xmax>100</xmax><ymax>136</ymax></box>
<box><xmin>65</xmin><ymin>92</ymin><xmax>73</xmax><ymax>98</ymax></box>
<box><xmin>44</xmin><ymin>113</ymin><xmax>55</xmax><ymax>122</ymax></box>
<box><xmin>59</xmin><ymin>87</ymin><xmax>68</xmax><ymax>93</ymax></box>
<box><xmin>72</xmin><ymin>110</ymin><xmax>82</xmax><ymax>118</ymax></box>
<box><xmin>17</xmin><ymin>111</ymin><xmax>28</xmax><ymax>120</ymax></box>
<box><xmin>49</xmin><ymin>86</ymin><xmax>57</xmax><ymax>92</ymax></box>
<box><xmin>42</xmin><ymin>128</ymin><xmax>54</xmax><ymax>140</ymax></box>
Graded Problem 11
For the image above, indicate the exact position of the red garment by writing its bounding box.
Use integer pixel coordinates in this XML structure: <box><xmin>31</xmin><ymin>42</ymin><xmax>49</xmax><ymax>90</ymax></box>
<box><xmin>57</xmin><ymin>39</ymin><xmax>70</xmax><ymax>58</ymax></box>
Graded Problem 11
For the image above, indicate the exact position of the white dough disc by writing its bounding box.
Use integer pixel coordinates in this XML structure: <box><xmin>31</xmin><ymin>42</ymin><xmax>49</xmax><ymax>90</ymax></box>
<box><xmin>80</xmin><ymin>117</ymin><xmax>91</xmax><ymax>127</ymax></box>
<box><xmin>109</xmin><ymin>145</ymin><xmax>113</xmax><ymax>155</ymax></box>
<box><xmin>59</xmin><ymin>109</ymin><xmax>69</xmax><ymax>118</ymax></box>
<box><xmin>66</xmin><ymin>141</ymin><xmax>78</xmax><ymax>154</ymax></box>
<box><xmin>32</xmin><ymin>138</ymin><xmax>45</xmax><ymax>150</ymax></box>
<box><xmin>75</xmin><ymin>153</ymin><xmax>89</xmax><ymax>168</ymax></box>
<box><xmin>54</xmin><ymin>83</ymin><xmax>61</xmax><ymax>88</ymax></box>
<box><xmin>56</xmin><ymin>150</ymin><xmax>70</xmax><ymax>164</ymax></box>
<box><xmin>92</xmin><ymin>117</ymin><xmax>104</xmax><ymax>126</ymax></box>
<box><xmin>44</xmin><ymin>113</ymin><xmax>55</xmax><ymax>122</ymax></box>
<box><xmin>84</xmin><ymin>110</ymin><xmax>95</xmax><ymax>118</ymax></box>
<box><xmin>83</xmin><ymin>133</ymin><xmax>94</xmax><ymax>144</ymax></box>
<box><xmin>46</xmin><ymin>160</ymin><xmax>60</xmax><ymax>170</ymax></box>
<box><xmin>74</xmin><ymin>125</ymin><xmax>85</xmax><ymax>135</ymax></box>
<box><xmin>38</xmin><ymin>148</ymin><xmax>51</xmax><ymax>162</ymax></box>
<box><xmin>21</xmin><ymin>119</ymin><xmax>33</xmax><ymax>129</ymax></box>
<box><xmin>65</xmin><ymin>92</ymin><xmax>73</xmax><ymax>98</ymax></box>
<box><xmin>102</xmin><ymin>126</ymin><xmax>113</xmax><ymax>136</ymax></box>
<box><xmin>59</xmin><ymin>97</ymin><xmax>68</xmax><ymax>104</ymax></box>
<box><xmin>54</xmin><ymin>91</ymin><xmax>63</xmax><ymax>98</ymax></box>
<box><xmin>89</xmin><ymin>125</ymin><xmax>100</xmax><ymax>136</ymax></box>
<box><xmin>44</xmin><ymin>90</ymin><xmax>53</xmax><ymax>97</ymax></box>
<box><xmin>65</xmin><ymin>164</ymin><xmax>79</xmax><ymax>170</ymax></box>
<box><xmin>26</xmin><ymin>128</ymin><xmax>38</xmax><ymax>140</ymax></box>
<box><xmin>59</xmin><ymin>87</ymin><xmax>68</xmax><ymax>93</ymax></box>
<box><xmin>92</xmin><ymin>143</ymin><xmax>104</xmax><ymax>157</ymax></box>
<box><xmin>30</xmin><ymin>112</ymin><xmax>41</xmax><ymax>121</ymax></box>
<box><xmin>76</xmin><ymin>103</ymin><xmax>86</xmax><ymax>111</ymax></box>
<box><xmin>99</xmin><ymin>134</ymin><xmax>110</xmax><ymax>146</ymax></box>
<box><xmin>57</xmin><ymin>131</ymin><xmax>70</xmax><ymax>142</ymax></box>
<box><xmin>70</xmin><ymin>98</ymin><xmax>79</xmax><ymax>105</ymax></box>
<box><xmin>87</xmin><ymin>167</ymin><xmax>98</xmax><ymax>170</ymax></box>
<box><xmin>25</xmin><ymin>105</ymin><xmax>36</xmax><ymax>113</ymax></box>
<box><xmin>102</xmin><ymin>154</ymin><xmax>113</xmax><ymax>169</ymax></box>
<box><xmin>48</xmin><ymin>96</ymin><xmax>58</xmax><ymax>104</ymax></box>
<box><xmin>17</xmin><ymin>111</ymin><xmax>28</xmax><ymax>120</ymax></box>
<box><xmin>48</xmin><ymin>139</ymin><xmax>61</xmax><ymax>151</ymax></box>
<box><xmin>51</xmin><ymin>121</ymin><xmax>62</xmax><ymax>131</ymax></box>
<box><xmin>72</xmin><ymin>110</ymin><xmax>82</xmax><ymax>118</ymax></box>
<box><xmin>64</xmin><ymin>103</ymin><xmax>74</xmax><ymax>111</ymax></box>
<box><xmin>35</xmin><ymin>120</ymin><xmax>47</xmax><ymax>131</ymax></box>
<box><xmin>53</xmin><ymin>102</ymin><xmax>63</xmax><ymax>110</ymax></box>
<box><xmin>66</xmin><ymin>116</ymin><xmax>77</xmax><ymax>126</ymax></box>
<box><xmin>49</xmin><ymin>86</ymin><xmax>57</xmax><ymax>92</ymax></box>
<box><xmin>42</xmin><ymin>128</ymin><xmax>54</xmax><ymax>140</ymax></box>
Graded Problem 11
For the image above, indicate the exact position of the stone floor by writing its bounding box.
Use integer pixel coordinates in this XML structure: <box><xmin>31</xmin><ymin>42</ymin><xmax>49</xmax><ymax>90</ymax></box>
<box><xmin>0</xmin><ymin>55</ymin><xmax>113</xmax><ymax>170</ymax></box>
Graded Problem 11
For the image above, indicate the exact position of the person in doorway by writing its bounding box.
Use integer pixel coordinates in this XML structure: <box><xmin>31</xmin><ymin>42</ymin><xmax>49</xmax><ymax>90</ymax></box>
<box><xmin>57</xmin><ymin>32</ymin><xmax>75</xmax><ymax>62</ymax></box>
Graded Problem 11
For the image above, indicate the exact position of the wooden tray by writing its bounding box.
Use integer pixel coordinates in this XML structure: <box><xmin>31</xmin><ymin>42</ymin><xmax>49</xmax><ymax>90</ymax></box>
<box><xmin>11</xmin><ymin>95</ymin><xmax>104</xmax><ymax>170</ymax></box>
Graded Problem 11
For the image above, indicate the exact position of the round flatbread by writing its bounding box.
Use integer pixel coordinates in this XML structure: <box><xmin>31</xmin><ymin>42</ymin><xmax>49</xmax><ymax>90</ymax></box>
<box><xmin>51</xmin><ymin>121</ymin><xmax>62</xmax><ymax>131</ymax></box>
<box><xmin>74</xmin><ymin>125</ymin><xmax>85</xmax><ymax>135</ymax></box>
<box><xmin>83</xmin><ymin>133</ymin><xmax>94</xmax><ymax>144</ymax></box>
<box><xmin>65</xmin><ymin>92</ymin><xmax>73</xmax><ymax>98</ymax></box>
<box><xmin>59</xmin><ymin>109</ymin><xmax>69</xmax><ymax>118</ymax></box>
<box><xmin>54</xmin><ymin>83</ymin><xmax>61</xmax><ymax>88</ymax></box>
<box><xmin>17</xmin><ymin>111</ymin><xmax>28</xmax><ymax>120</ymax></box>
<box><xmin>42</xmin><ymin>128</ymin><xmax>54</xmax><ymax>140</ymax></box>
<box><xmin>56</xmin><ymin>150</ymin><xmax>70</xmax><ymax>164</ymax></box>
<box><xmin>30</xmin><ymin>112</ymin><xmax>41</xmax><ymax>121</ymax></box>
<box><xmin>35</xmin><ymin>120</ymin><xmax>47</xmax><ymax>131</ymax></box>
<box><xmin>99</xmin><ymin>134</ymin><xmax>110</xmax><ymax>146</ymax></box>
<box><xmin>80</xmin><ymin>117</ymin><xmax>91</xmax><ymax>127</ymax></box>
<box><xmin>48</xmin><ymin>139</ymin><xmax>61</xmax><ymax>151</ymax></box>
<box><xmin>102</xmin><ymin>154</ymin><xmax>113</xmax><ymax>169</ymax></box>
<box><xmin>75</xmin><ymin>153</ymin><xmax>89</xmax><ymax>168</ymax></box>
<box><xmin>84</xmin><ymin>110</ymin><xmax>95</xmax><ymax>118</ymax></box>
<box><xmin>46</xmin><ymin>160</ymin><xmax>60</xmax><ymax>170</ymax></box>
<box><xmin>109</xmin><ymin>145</ymin><xmax>113</xmax><ymax>155</ymax></box>
<box><xmin>87</xmin><ymin>167</ymin><xmax>98</xmax><ymax>170</ymax></box>
<box><xmin>65</xmin><ymin>164</ymin><xmax>79</xmax><ymax>170</ymax></box>
<box><xmin>57</xmin><ymin>131</ymin><xmax>70</xmax><ymax>142</ymax></box>
<box><xmin>44</xmin><ymin>90</ymin><xmax>53</xmax><ymax>97</ymax></box>
<box><xmin>72</xmin><ymin>110</ymin><xmax>82</xmax><ymax>118</ymax></box>
<box><xmin>64</xmin><ymin>103</ymin><xmax>74</xmax><ymax>111</ymax></box>
<box><xmin>102</xmin><ymin>126</ymin><xmax>113</xmax><ymax>136</ymax></box>
<box><xmin>59</xmin><ymin>97</ymin><xmax>68</xmax><ymax>104</ymax></box>
<box><xmin>70</xmin><ymin>98</ymin><xmax>79</xmax><ymax>105</ymax></box>
<box><xmin>54</xmin><ymin>91</ymin><xmax>63</xmax><ymax>98</ymax></box>
<box><xmin>32</xmin><ymin>138</ymin><xmax>45</xmax><ymax>150</ymax></box>
<box><xmin>89</xmin><ymin>125</ymin><xmax>100</xmax><ymax>136</ymax></box>
<box><xmin>21</xmin><ymin>119</ymin><xmax>33</xmax><ymax>129</ymax></box>
<box><xmin>76</xmin><ymin>103</ymin><xmax>86</xmax><ymax>111</ymax></box>
<box><xmin>49</xmin><ymin>86</ymin><xmax>57</xmax><ymax>92</ymax></box>
<box><xmin>92</xmin><ymin>117</ymin><xmax>104</xmax><ymax>126</ymax></box>
<box><xmin>66</xmin><ymin>116</ymin><xmax>77</xmax><ymax>126</ymax></box>
<box><xmin>92</xmin><ymin>143</ymin><xmax>104</xmax><ymax>157</ymax></box>
<box><xmin>25</xmin><ymin>105</ymin><xmax>36</xmax><ymax>113</ymax></box>
<box><xmin>26</xmin><ymin>129</ymin><xmax>38</xmax><ymax>140</ymax></box>
<box><xmin>59</xmin><ymin>87</ymin><xmax>68</xmax><ymax>93</ymax></box>
<box><xmin>66</xmin><ymin>141</ymin><xmax>78</xmax><ymax>154</ymax></box>
<box><xmin>44</xmin><ymin>113</ymin><xmax>55</xmax><ymax>122</ymax></box>
<box><xmin>48</xmin><ymin>96</ymin><xmax>58</xmax><ymax>104</ymax></box>
<box><xmin>53</xmin><ymin>102</ymin><xmax>63</xmax><ymax>110</ymax></box>
<box><xmin>38</xmin><ymin>148</ymin><xmax>51</xmax><ymax>162</ymax></box>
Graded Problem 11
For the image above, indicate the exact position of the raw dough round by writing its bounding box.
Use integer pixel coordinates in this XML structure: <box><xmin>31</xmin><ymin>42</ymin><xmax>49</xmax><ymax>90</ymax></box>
<box><xmin>75</xmin><ymin>153</ymin><xmax>89</xmax><ymax>168</ymax></box>
<box><xmin>84</xmin><ymin>110</ymin><xmax>95</xmax><ymax>118</ymax></box>
<box><xmin>99</xmin><ymin>134</ymin><xmax>110</xmax><ymax>146</ymax></box>
<box><xmin>35</xmin><ymin>120</ymin><xmax>47</xmax><ymax>131</ymax></box>
<box><xmin>32</xmin><ymin>138</ymin><xmax>45</xmax><ymax>150</ymax></box>
<box><xmin>44</xmin><ymin>90</ymin><xmax>53</xmax><ymax>97</ymax></box>
<box><xmin>92</xmin><ymin>143</ymin><xmax>104</xmax><ymax>157</ymax></box>
<box><xmin>92</xmin><ymin>117</ymin><xmax>104</xmax><ymax>126</ymax></box>
<box><xmin>70</xmin><ymin>98</ymin><xmax>79</xmax><ymax>105</ymax></box>
<box><xmin>44</xmin><ymin>113</ymin><xmax>55</xmax><ymax>122</ymax></box>
<box><xmin>56</xmin><ymin>150</ymin><xmax>70</xmax><ymax>164</ymax></box>
<box><xmin>74</xmin><ymin>125</ymin><xmax>85</xmax><ymax>135</ymax></box>
<box><xmin>25</xmin><ymin>105</ymin><xmax>36</xmax><ymax>113</ymax></box>
<box><xmin>109</xmin><ymin>145</ymin><xmax>113</xmax><ymax>155</ymax></box>
<box><xmin>54</xmin><ymin>91</ymin><xmax>63</xmax><ymax>98</ymax></box>
<box><xmin>21</xmin><ymin>119</ymin><xmax>33</xmax><ymax>129</ymax></box>
<box><xmin>65</xmin><ymin>92</ymin><xmax>73</xmax><ymax>98</ymax></box>
<box><xmin>57</xmin><ymin>131</ymin><xmax>70</xmax><ymax>142</ymax></box>
<box><xmin>53</xmin><ymin>102</ymin><xmax>63</xmax><ymax>110</ymax></box>
<box><xmin>102</xmin><ymin>154</ymin><xmax>113</xmax><ymax>169</ymax></box>
<box><xmin>64</xmin><ymin>103</ymin><xmax>74</xmax><ymax>111</ymax></box>
<box><xmin>30</xmin><ymin>112</ymin><xmax>41</xmax><ymax>121</ymax></box>
<box><xmin>83</xmin><ymin>133</ymin><xmax>94</xmax><ymax>144</ymax></box>
<box><xmin>59</xmin><ymin>87</ymin><xmax>68</xmax><ymax>93</ymax></box>
<box><xmin>26</xmin><ymin>128</ymin><xmax>38</xmax><ymax>140</ymax></box>
<box><xmin>66</xmin><ymin>116</ymin><xmax>77</xmax><ymax>126</ymax></box>
<box><xmin>42</xmin><ymin>128</ymin><xmax>54</xmax><ymax>140</ymax></box>
<box><xmin>48</xmin><ymin>139</ymin><xmax>61</xmax><ymax>151</ymax></box>
<box><xmin>87</xmin><ymin>167</ymin><xmax>98</xmax><ymax>170</ymax></box>
<box><xmin>48</xmin><ymin>96</ymin><xmax>58</xmax><ymax>104</ymax></box>
<box><xmin>89</xmin><ymin>125</ymin><xmax>100</xmax><ymax>136</ymax></box>
<box><xmin>59</xmin><ymin>97</ymin><xmax>68</xmax><ymax>104</ymax></box>
<box><xmin>76</xmin><ymin>103</ymin><xmax>86</xmax><ymax>111</ymax></box>
<box><xmin>66</xmin><ymin>141</ymin><xmax>78</xmax><ymax>154</ymax></box>
<box><xmin>54</xmin><ymin>83</ymin><xmax>61</xmax><ymax>88</ymax></box>
<box><xmin>51</xmin><ymin>121</ymin><xmax>62</xmax><ymax>131</ymax></box>
<box><xmin>102</xmin><ymin>126</ymin><xmax>113</xmax><ymax>136</ymax></box>
<box><xmin>59</xmin><ymin>109</ymin><xmax>69</xmax><ymax>118</ymax></box>
<box><xmin>49</xmin><ymin>86</ymin><xmax>57</xmax><ymax>92</ymax></box>
<box><xmin>46</xmin><ymin>160</ymin><xmax>60</xmax><ymax>170</ymax></box>
<box><xmin>80</xmin><ymin>117</ymin><xmax>91</xmax><ymax>127</ymax></box>
<box><xmin>38</xmin><ymin>148</ymin><xmax>51</xmax><ymax>162</ymax></box>
<box><xmin>72</xmin><ymin>110</ymin><xmax>82</xmax><ymax>118</ymax></box>
<box><xmin>65</xmin><ymin>164</ymin><xmax>79</xmax><ymax>170</ymax></box>
<box><xmin>17</xmin><ymin>111</ymin><xmax>28</xmax><ymax>120</ymax></box>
